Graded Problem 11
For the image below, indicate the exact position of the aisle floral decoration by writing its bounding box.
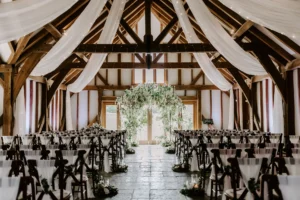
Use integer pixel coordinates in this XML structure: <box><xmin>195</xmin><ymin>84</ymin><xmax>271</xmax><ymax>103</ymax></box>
<box><xmin>165</xmin><ymin>145</ymin><xmax>176</xmax><ymax>154</ymax></box>
<box><xmin>116</xmin><ymin>83</ymin><xmax>184</xmax><ymax>143</ymax></box>
<box><xmin>92</xmin><ymin>172</ymin><xmax>118</xmax><ymax>198</ymax></box>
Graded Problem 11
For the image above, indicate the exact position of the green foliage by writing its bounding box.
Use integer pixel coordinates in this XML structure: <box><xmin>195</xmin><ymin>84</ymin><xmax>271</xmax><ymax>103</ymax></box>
<box><xmin>165</xmin><ymin>146</ymin><xmax>175</xmax><ymax>154</ymax></box>
<box><xmin>126</xmin><ymin>148</ymin><xmax>135</xmax><ymax>154</ymax></box>
<box><xmin>172</xmin><ymin>163</ymin><xmax>190</xmax><ymax>172</ymax></box>
<box><xmin>91</xmin><ymin>171</ymin><xmax>118</xmax><ymax>198</ymax></box>
<box><xmin>131</xmin><ymin>141</ymin><xmax>139</xmax><ymax>147</ymax></box>
<box><xmin>156</xmin><ymin>135</ymin><xmax>173</xmax><ymax>147</ymax></box>
<box><xmin>41</xmin><ymin>178</ymin><xmax>50</xmax><ymax>194</ymax></box>
<box><xmin>180</xmin><ymin>187</ymin><xmax>205</xmax><ymax>197</ymax></box>
<box><xmin>116</xmin><ymin>84</ymin><xmax>184</xmax><ymax>142</ymax></box>
<box><xmin>111</xmin><ymin>164</ymin><xmax>128</xmax><ymax>173</ymax></box>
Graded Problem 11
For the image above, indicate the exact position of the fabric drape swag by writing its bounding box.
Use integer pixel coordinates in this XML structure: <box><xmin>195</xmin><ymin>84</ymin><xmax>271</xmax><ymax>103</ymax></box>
<box><xmin>186</xmin><ymin>0</ymin><xmax>266</xmax><ymax>76</ymax></box>
<box><xmin>0</xmin><ymin>0</ymin><xmax>77</xmax><ymax>44</ymax></box>
<box><xmin>171</xmin><ymin>0</ymin><xmax>232</xmax><ymax>91</ymax></box>
<box><xmin>31</xmin><ymin>0</ymin><xmax>107</xmax><ymax>76</ymax></box>
<box><xmin>68</xmin><ymin>0</ymin><xmax>126</xmax><ymax>93</ymax></box>
<box><xmin>219</xmin><ymin>0</ymin><xmax>300</xmax><ymax>39</ymax></box>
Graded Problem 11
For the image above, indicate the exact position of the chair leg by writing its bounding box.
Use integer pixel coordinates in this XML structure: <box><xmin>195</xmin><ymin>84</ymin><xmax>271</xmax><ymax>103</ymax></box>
<box><xmin>210</xmin><ymin>181</ymin><xmax>213</xmax><ymax>200</ymax></box>
<box><xmin>85</xmin><ymin>183</ymin><xmax>88</xmax><ymax>200</ymax></box>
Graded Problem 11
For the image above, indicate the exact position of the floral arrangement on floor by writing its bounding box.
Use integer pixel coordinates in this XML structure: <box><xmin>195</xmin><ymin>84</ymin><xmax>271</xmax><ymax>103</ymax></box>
<box><xmin>111</xmin><ymin>164</ymin><xmax>128</xmax><ymax>173</ymax></box>
<box><xmin>172</xmin><ymin>163</ymin><xmax>190</xmax><ymax>172</ymax></box>
<box><xmin>165</xmin><ymin>145</ymin><xmax>175</xmax><ymax>154</ymax></box>
<box><xmin>116</xmin><ymin>83</ymin><xmax>184</xmax><ymax>143</ymax></box>
<box><xmin>131</xmin><ymin>141</ymin><xmax>139</xmax><ymax>147</ymax></box>
<box><xmin>92</xmin><ymin>173</ymin><xmax>118</xmax><ymax>198</ymax></box>
<box><xmin>41</xmin><ymin>178</ymin><xmax>51</xmax><ymax>194</ymax></box>
<box><xmin>94</xmin><ymin>184</ymin><xmax>118</xmax><ymax>198</ymax></box>
<box><xmin>126</xmin><ymin>148</ymin><xmax>135</xmax><ymax>154</ymax></box>
<box><xmin>180</xmin><ymin>181</ymin><xmax>205</xmax><ymax>197</ymax></box>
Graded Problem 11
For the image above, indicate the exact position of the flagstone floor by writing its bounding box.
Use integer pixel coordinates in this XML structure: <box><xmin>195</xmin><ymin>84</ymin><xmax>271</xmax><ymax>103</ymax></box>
<box><xmin>96</xmin><ymin>145</ymin><xmax>209</xmax><ymax>200</ymax></box>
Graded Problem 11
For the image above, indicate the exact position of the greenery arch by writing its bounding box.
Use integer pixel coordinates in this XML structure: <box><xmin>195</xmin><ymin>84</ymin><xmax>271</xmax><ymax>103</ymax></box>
<box><xmin>116</xmin><ymin>83</ymin><xmax>185</xmax><ymax>142</ymax></box>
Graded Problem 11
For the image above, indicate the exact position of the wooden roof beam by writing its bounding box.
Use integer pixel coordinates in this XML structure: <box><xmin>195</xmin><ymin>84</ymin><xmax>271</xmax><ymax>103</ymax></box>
<box><xmin>36</xmin><ymin>42</ymin><xmax>255</xmax><ymax>53</ymax></box>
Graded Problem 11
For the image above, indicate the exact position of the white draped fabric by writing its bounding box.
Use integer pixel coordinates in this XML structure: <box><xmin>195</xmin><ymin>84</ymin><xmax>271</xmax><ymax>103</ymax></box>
<box><xmin>272</xmin><ymin>87</ymin><xmax>284</xmax><ymax>133</ymax></box>
<box><xmin>284</xmin><ymin>158</ymin><xmax>300</xmax><ymax>175</ymax></box>
<box><xmin>31</xmin><ymin>0</ymin><xmax>107</xmax><ymax>76</ymax></box>
<box><xmin>219</xmin><ymin>0</ymin><xmax>300</xmax><ymax>39</ymax></box>
<box><xmin>13</xmin><ymin>86</ymin><xmax>26</xmax><ymax>135</ymax></box>
<box><xmin>68</xmin><ymin>0</ymin><xmax>126</xmax><ymax>93</ymax></box>
<box><xmin>238</xmin><ymin>158</ymin><xmax>262</xmax><ymax>200</ymax></box>
<box><xmin>66</xmin><ymin>90</ymin><xmax>73</xmax><ymax>130</ymax></box>
<box><xmin>0</xmin><ymin>0</ymin><xmax>77</xmax><ymax>44</ymax></box>
<box><xmin>189</xmin><ymin>138</ymin><xmax>199</xmax><ymax>171</ymax></box>
<box><xmin>186</xmin><ymin>0</ymin><xmax>266</xmax><ymax>76</ymax></box>
<box><xmin>171</xmin><ymin>0</ymin><xmax>232</xmax><ymax>91</ymax></box>
<box><xmin>102</xmin><ymin>138</ymin><xmax>111</xmax><ymax>173</ymax></box>
<box><xmin>0</xmin><ymin>177</ymin><xmax>20</xmax><ymax>200</ymax></box>
<box><xmin>228</xmin><ymin>89</ymin><xmax>235</xmax><ymax>129</ymax></box>
<box><xmin>294</xmin><ymin>70</ymin><xmax>300</xmax><ymax>135</ymax></box>
<box><xmin>278</xmin><ymin>175</ymin><xmax>300</xmax><ymax>200</ymax></box>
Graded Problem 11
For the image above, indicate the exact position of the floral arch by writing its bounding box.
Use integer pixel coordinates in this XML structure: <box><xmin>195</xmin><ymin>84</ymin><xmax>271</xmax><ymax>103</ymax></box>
<box><xmin>116</xmin><ymin>84</ymin><xmax>185</xmax><ymax>142</ymax></box>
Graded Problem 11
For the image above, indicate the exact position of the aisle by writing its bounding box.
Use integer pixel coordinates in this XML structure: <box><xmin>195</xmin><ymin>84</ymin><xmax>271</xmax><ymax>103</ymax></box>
<box><xmin>107</xmin><ymin>145</ymin><xmax>204</xmax><ymax>200</ymax></box>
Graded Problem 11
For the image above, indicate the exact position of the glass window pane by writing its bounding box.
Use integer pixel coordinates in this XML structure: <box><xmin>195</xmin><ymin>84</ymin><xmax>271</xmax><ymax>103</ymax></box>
<box><xmin>182</xmin><ymin>104</ymin><xmax>194</xmax><ymax>129</ymax></box>
<box><xmin>106</xmin><ymin>105</ymin><xmax>117</xmax><ymax>130</ymax></box>
<box><xmin>135</xmin><ymin>69</ymin><xmax>143</xmax><ymax>83</ymax></box>
<box><xmin>156</xmin><ymin>69</ymin><xmax>164</xmax><ymax>83</ymax></box>
<box><xmin>146</xmin><ymin>69</ymin><xmax>153</xmax><ymax>83</ymax></box>
<box><xmin>152</xmin><ymin>107</ymin><xmax>164</xmax><ymax>140</ymax></box>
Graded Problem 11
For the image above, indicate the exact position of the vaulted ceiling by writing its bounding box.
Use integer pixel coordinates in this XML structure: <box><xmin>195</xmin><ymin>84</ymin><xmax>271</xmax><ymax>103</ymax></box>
<box><xmin>1</xmin><ymin>0</ymin><xmax>300</xmax><ymax>90</ymax></box>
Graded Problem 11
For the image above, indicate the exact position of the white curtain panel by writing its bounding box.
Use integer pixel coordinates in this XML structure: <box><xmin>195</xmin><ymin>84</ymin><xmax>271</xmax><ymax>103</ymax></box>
<box><xmin>186</xmin><ymin>0</ymin><xmax>266</xmax><ymax>76</ymax></box>
<box><xmin>278</xmin><ymin>175</ymin><xmax>300</xmax><ymax>200</ymax></box>
<box><xmin>13</xmin><ymin>86</ymin><xmax>26</xmax><ymax>135</ymax></box>
<box><xmin>219</xmin><ymin>0</ymin><xmax>300</xmax><ymax>39</ymax></box>
<box><xmin>228</xmin><ymin>89</ymin><xmax>234</xmax><ymax>129</ymax></box>
<box><xmin>0</xmin><ymin>177</ymin><xmax>20</xmax><ymax>200</ymax></box>
<box><xmin>171</xmin><ymin>0</ymin><xmax>232</xmax><ymax>91</ymax></box>
<box><xmin>0</xmin><ymin>0</ymin><xmax>77</xmax><ymax>44</ymax></box>
<box><xmin>31</xmin><ymin>0</ymin><xmax>107</xmax><ymax>76</ymax></box>
<box><xmin>294</xmin><ymin>70</ymin><xmax>300</xmax><ymax>135</ymax></box>
<box><xmin>272</xmin><ymin>87</ymin><xmax>284</xmax><ymax>134</ymax></box>
<box><xmin>66</xmin><ymin>89</ymin><xmax>73</xmax><ymax>130</ymax></box>
<box><xmin>68</xmin><ymin>0</ymin><xmax>126</xmax><ymax>93</ymax></box>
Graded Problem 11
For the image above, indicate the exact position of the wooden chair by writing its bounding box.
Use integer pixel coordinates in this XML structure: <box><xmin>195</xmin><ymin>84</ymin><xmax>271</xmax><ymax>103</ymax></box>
<box><xmin>260</xmin><ymin>175</ymin><xmax>283</xmax><ymax>200</ymax></box>
<box><xmin>17</xmin><ymin>176</ymin><xmax>36</xmax><ymax>200</ymax></box>
<box><xmin>224</xmin><ymin>158</ymin><xmax>247</xmax><ymax>200</ymax></box>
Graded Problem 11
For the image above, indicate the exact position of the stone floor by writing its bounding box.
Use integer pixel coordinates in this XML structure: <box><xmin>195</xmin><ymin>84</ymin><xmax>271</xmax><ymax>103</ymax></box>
<box><xmin>95</xmin><ymin>145</ymin><xmax>209</xmax><ymax>200</ymax></box>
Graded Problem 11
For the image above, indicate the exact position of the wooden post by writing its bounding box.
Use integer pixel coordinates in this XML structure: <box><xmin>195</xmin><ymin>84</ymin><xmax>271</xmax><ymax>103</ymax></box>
<box><xmin>239</xmin><ymin>89</ymin><xmax>243</xmax><ymax>130</ymax></box>
<box><xmin>284</xmin><ymin>71</ymin><xmax>295</xmax><ymax>135</ymax></box>
<box><xmin>97</xmin><ymin>89</ymin><xmax>103</xmax><ymax>126</ymax></box>
<box><xmin>197</xmin><ymin>90</ymin><xmax>202</xmax><ymax>129</ymax></box>
<box><xmin>3</xmin><ymin>66</ymin><xmax>13</xmax><ymax>136</ymax></box>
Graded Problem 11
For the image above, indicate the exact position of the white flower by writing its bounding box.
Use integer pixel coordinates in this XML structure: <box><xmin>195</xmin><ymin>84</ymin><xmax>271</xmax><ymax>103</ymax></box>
<box><xmin>104</xmin><ymin>188</ymin><xmax>110</xmax><ymax>195</ymax></box>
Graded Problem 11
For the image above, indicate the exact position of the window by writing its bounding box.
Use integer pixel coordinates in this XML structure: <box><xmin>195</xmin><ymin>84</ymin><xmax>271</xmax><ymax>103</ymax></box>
<box><xmin>105</xmin><ymin>105</ymin><xmax>117</xmax><ymax>130</ymax></box>
<box><xmin>182</xmin><ymin>102</ymin><xmax>196</xmax><ymax>130</ymax></box>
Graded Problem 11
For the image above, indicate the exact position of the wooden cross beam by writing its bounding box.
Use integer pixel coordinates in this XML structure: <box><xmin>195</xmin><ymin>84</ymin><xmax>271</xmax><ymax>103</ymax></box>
<box><xmin>35</xmin><ymin>43</ymin><xmax>254</xmax><ymax>53</ymax></box>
